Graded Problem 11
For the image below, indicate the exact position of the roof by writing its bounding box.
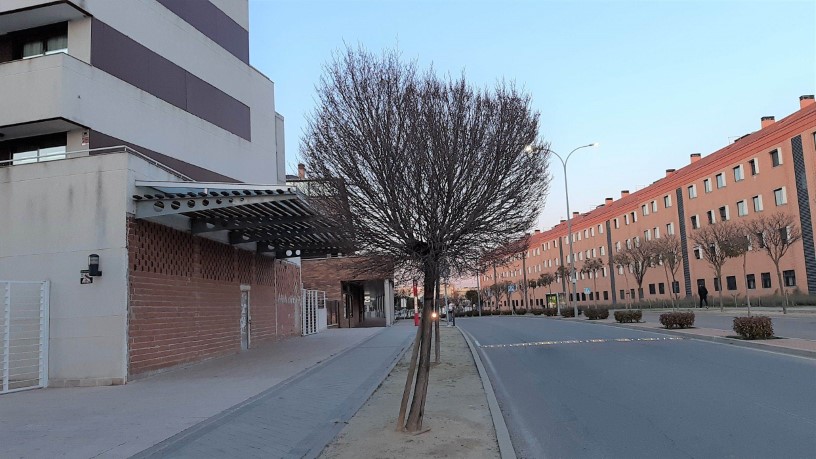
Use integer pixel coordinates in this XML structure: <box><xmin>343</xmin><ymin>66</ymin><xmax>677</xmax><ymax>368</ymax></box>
<box><xmin>132</xmin><ymin>181</ymin><xmax>351</xmax><ymax>258</ymax></box>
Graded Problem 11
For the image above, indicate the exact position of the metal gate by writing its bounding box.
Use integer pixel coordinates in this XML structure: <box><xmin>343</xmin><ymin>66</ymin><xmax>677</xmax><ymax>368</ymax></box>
<box><xmin>302</xmin><ymin>289</ymin><xmax>325</xmax><ymax>336</ymax></box>
<box><xmin>2</xmin><ymin>281</ymin><xmax>49</xmax><ymax>394</ymax></box>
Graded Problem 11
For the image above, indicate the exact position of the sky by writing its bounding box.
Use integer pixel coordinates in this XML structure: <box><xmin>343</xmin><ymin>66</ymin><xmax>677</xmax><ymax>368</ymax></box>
<box><xmin>248</xmin><ymin>0</ymin><xmax>816</xmax><ymax>231</ymax></box>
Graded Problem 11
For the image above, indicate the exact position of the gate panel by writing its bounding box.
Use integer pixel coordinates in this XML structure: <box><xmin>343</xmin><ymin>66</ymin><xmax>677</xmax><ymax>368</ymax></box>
<box><xmin>301</xmin><ymin>289</ymin><xmax>324</xmax><ymax>336</ymax></box>
<box><xmin>2</xmin><ymin>281</ymin><xmax>49</xmax><ymax>394</ymax></box>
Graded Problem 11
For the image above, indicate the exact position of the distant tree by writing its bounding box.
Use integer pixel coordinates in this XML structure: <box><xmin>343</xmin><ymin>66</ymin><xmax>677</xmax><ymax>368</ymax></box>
<box><xmin>528</xmin><ymin>279</ymin><xmax>539</xmax><ymax>308</ymax></box>
<box><xmin>610</xmin><ymin>251</ymin><xmax>633</xmax><ymax>308</ymax></box>
<box><xmin>581</xmin><ymin>258</ymin><xmax>605</xmax><ymax>304</ymax></box>
<box><xmin>747</xmin><ymin>212</ymin><xmax>802</xmax><ymax>313</ymax></box>
<box><xmin>302</xmin><ymin>45</ymin><xmax>551</xmax><ymax>432</ymax></box>
<box><xmin>653</xmin><ymin>235</ymin><xmax>683</xmax><ymax>308</ymax></box>
<box><xmin>617</xmin><ymin>239</ymin><xmax>656</xmax><ymax>303</ymax></box>
<box><xmin>691</xmin><ymin>221</ymin><xmax>744</xmax><ymax>311</ymax></box>
<box><xmin>538</xmin><ymin>272</ymin><xmax>556</xmax><ymax>294</ymax></box>
<box><xmin>465</xmin><ymin>289</ymin><xmax>479</xmax><ymax>306</ymax></box>
<box><xmin>555</xmin><ymin>265</ymin><xmax>570</xmax><ymax>312</ymax></box>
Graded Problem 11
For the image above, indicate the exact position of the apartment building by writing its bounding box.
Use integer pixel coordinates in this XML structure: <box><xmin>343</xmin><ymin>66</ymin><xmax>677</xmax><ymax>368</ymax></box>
<box><xmin>0</xmin><ymin>1</ymin><xmax>344</xmax><ymax>392</ymax></box>
<box><xmin>481</xmin><ymin>96</ymin><xmax>816</xmax><ymax>309</ymax></box>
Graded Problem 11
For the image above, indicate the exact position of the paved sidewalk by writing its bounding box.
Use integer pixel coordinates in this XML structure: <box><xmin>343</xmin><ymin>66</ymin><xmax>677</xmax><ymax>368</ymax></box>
<box><xmin>133</xmin><ymin>322</ymin><xmax>415</xmax><ymax>458</ymax></box>
<box><xmin>0</xmin><ymin>326</ymin><xmax>387</xmax><ymax>459</ymax></box>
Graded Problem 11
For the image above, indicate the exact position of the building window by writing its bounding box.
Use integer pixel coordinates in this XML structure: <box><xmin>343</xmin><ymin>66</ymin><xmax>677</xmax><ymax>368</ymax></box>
<box><xmin>749</xmin><ymin>158</ymin><xmax>759</xmax><ymax>175</ymax></box>
<box><xmin>615</xmin><ymin>241</ymin><xmax>621</xmax><ymax>252</ymax></box>
<box><xmin>693</xmin><ymin>246</ymin><xmax>702</xmax><ymax>259</ymax></box>
<box><xmin>631</xmin><ymin>211</ymin><xmax>637</xmax><ymax>223</ymax></box>
<box><xmin>666</xmin><ymin>222</ymin><xmax>675</xmax><ymax>235</ymax></box>
<box><xmin>706</xmin><ymin>210</ymin><xmax>715</xmax><ymax>225</ymax></box>
<box><xmin>654</xmin><ymin>227</ymin><xmax>660</xmax><ymax>239</ymax></box>
<box><xmin>620</xmin><ymin>289</ymin><xmax>625</xmax><ymax>299</ymax></box>
<box><xmin>20</xmin><ymin>27</ymin><xmax>68</xmax><ymax>59</ymax></box>
<box><xmin>603</xmin><ymin>291</ymin><xmax>609</xmax><ymax>301</ymax></box>
<box><xmin>770</xmin><ymin>149</ymin><xmax>782</xmax><ymax>167</ymax></box>
<box><xmin>600</xmin><ymin>246</ymin><xmax>605</xmax><ymax>256</ymax></box>
<box><xmin>672</xmin><ymin>281</ymin><xmax>680</xmax><ymax>294</ymax></box>
<box><xmin>664</xmin><ymin>195</ymin><xmax>672</xmax><ymax>208</ymax></box>
<box><xmin>649</xmin><ymin>284</ymin><xmax>656</xmax><ymax>295</ymax></box>
<box><xmin>688</xmin><ymin>185</ymin><xmax>697</xmax><ymax>199</ymax></box>
<box><xmin>733</xmin><ymin>165</ymin><xmax>744</xmax><ymax>182</ymax></box>
<box><xmin>737</xmin><ymin>200</ymin><xmax>747</xmax><ymax>217</ymax></box>
<box><xmin>704</xmin><ymin>179</ymin><xmax>712</xmax><ymax>193</ymax></box>
<box><xmin>761</xmin><ymin>272</ymin><xmax>772</xmax><ymax>288</ymax></box>
<box><xmin>614</xmin><ymin>218</ymin><xmax>619</xmax><ymax>229</ymax></box>
<box><xmin>690</xmin><ymin>215</ymin><xmax>700</xmax><ymax>229</ymax></box>
<box><xmin>651</xmin><ymin>201</ymin><xmax>658</xmax><ymax>212</ymax></box>
<box><xmin>598</xmin><ymin>224</ymin><xmax>604</xmax><ymax>234</ymax></box>
<box><xmin>658</xmin><ymin>283</ymin><xmax>665</xmax><ymax>294</ymax></box>
<box><xmin>746</xmin><ymin>274</ymin><xmax>756</xmax><ymax>290</ymax></box>
<box><xmin>624</xmin><ymin>214</ymin><xmax>629</xmax><ymax>225</ymax></box>
<box><xmin>642</xmin><ymin>204</ymin><xmax>649</xmax><ymax>216</ymax></box>
<box><xmin>774</xmin><ymin>187</ymin><xmax>787</xmax><ymax>206</ymax></box>
<box><xmin>716</xmin><ymin>173</ymin><xmax>726</xmax><ymax>189</ymax></box>
<box><xmin>644</xmin><ymin>229</ymin><xmax>651</xmax><ymax>241</ymax></box>
<box><xmin>753</xmin><ymin>195</ymin><xmax>763</xmax><ymax>212</ymax></box>
<box><xmin>726</xmin><ymin>276</ymin><xmax>737</xmax><ymax>291</ymax></box>
<box><xmin>783</xmin><ymin>270</ymin><xmax>796</xmax><ymax>287</ymax></box>
<box><xmin>714</xmin><ymin>277</ymin><xmax>721</xmax><ymax>292</ymax></box>
<box><xmin>719</xmin><ymin>205</ymin><xmax>729</xmax><ymax>221</ymax></box>
<box><xmin>626</xmin><ymin>239</ymin><xmax>632</xmax><ymax>249</ymax></box>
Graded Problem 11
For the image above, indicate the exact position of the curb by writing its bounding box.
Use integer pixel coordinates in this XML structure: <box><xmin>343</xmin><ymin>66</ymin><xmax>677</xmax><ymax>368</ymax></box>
<box><xmin>457</xmin><ymin>325</ymin><xmax>517</xmax><ymax>459</ymax></box>
<box><xmin>586</xmin><ymin>320</ymin><xmax>816</xmax><ymax>359</ymax></box>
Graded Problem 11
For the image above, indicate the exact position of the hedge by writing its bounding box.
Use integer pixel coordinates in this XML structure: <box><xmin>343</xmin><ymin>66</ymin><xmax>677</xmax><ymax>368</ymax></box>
<box><xmin>614</xmin><ymin>310</ymin><xmax>642</xmax><ymax>323</ymax></box>
<box><xmin>733</xmin><ymin>316</ymin><xmax>774</xmax><ymax>340</ymax></box>
<box><xmin>560</xmin><ymin>307</ymin><xmax>575</xmax><ymax>318</ymax></box>
<box><xmin>584</xmin><ymin>307</ymin><xmax>610</xmax><ymax>320</ymax></box>
<box><xmin>543</xmin><ymin>308</ymin><xmax>558</xmax><ymax>316</ymax></box>
<box><xmin>500</xmin><ymin>310</ymin><xmax>512</xmax><ymax>316</ymax></box>
<box><xmin>532</xmin><ymin>309</ymin><xmax>543</xmax><ymax>315</ymax></box>
<box><xmin>516</xmin><ymin>308</ymin><xmax>527</xmax><ymax>315</ymax></box>
<box><xmin>659</xmin><ymin>312</ymin><xmax>695</xmax><ymax>329</ymax></box>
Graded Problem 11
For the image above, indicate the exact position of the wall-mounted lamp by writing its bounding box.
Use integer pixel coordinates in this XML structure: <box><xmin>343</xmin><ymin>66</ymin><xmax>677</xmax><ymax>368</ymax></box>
<box><xmin>88</xmin><ymin>254</ymin><xmax>102</xmax><ymax>277</ymax></box>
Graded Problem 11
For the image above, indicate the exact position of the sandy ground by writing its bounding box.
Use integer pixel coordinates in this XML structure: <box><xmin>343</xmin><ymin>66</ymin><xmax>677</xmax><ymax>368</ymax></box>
<box><xmin>320</xmin><ymin>325</ymin><xmax>500</xmax><ymax>459</ymax></box>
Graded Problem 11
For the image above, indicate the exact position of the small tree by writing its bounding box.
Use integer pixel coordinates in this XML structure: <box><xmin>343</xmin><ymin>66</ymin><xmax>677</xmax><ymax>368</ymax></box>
<box><xmin>691</xmin><ymin>221</ymin><xmax>744</xmax><ymax>311</ymax></box>
<box><xmin>555</xmin><ymin>265</ymin><xmax>570</xmax><ymax>312</ymax></box>
<box><xmin>747</xmin><ymin>212</ymin><xmax>802</xmax><ymax>313</ymax></box>
<box><xmin>610</xmin><ymin>251</ymin><xmax>632</xmax><ymax>308</ymax></box>
<box><xmin>653</xmin><ymin>235</ymin><xmax>683</xmax><ymax>308</ymax></box>
<box><xmin>581</xmin><ymin>258</ymin><xmax>605</xmax><ymax>304</ymax></box>
<box><xmin>538</xmin><ymin>272</ymin><xmax>556</xmax><ymax>294</ymax></box>
<box><xmin>465</xmin><ymin>289</ymin><xmax>479</xmax><ymax>306</ymax></box>
<box><xmin>619</xmin><ymin>240</ymin><xmax>656</xmax><ymax>303</ymax></box>
<box><xmin>528</xmin><ymin>279</ymin><xmax>539</xmax><ymax>309</ymax></box>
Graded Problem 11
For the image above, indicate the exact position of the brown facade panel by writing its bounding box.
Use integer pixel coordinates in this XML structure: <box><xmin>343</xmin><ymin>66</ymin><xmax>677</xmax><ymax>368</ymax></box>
<box><xmin>127</xmin><ymin>219</ymin><xmax>300</xmax><ymax>378</ymax></box>
<box><xmin>155</xmin><ymin>0</ymin><xmax>249</xmax><ymax>64</ymax></box>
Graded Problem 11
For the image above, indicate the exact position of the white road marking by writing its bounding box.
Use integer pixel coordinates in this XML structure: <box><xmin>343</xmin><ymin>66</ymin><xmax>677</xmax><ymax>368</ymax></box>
<box><xmin>480</xmin><ymin>336</ymin><xmax>685</xmax><ymax>349</ymax></box>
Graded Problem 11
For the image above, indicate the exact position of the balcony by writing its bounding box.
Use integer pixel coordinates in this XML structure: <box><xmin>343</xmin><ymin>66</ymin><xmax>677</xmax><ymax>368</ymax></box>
<box><xmin>0</xmin><ymin>1</ymin><xmax>87</xmax><ymax>35</ymax></box>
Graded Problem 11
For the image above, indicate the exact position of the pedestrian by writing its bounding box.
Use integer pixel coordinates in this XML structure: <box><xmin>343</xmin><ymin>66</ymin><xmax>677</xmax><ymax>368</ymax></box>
<box><xmin>698</xmin><ymin>284</ymin><xmax>709</xmax><ymax>309</ymax></box>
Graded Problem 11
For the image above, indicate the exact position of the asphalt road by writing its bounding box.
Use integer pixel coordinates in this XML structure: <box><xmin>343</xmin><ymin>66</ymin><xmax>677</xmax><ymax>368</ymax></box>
<box><xmin>638</xmin><ymin>310</ymin><xmax>816</xmax><ymax>340</ymax></box>
<box><xmin>458</xmin><ymin>316</ymin><xmax>816</xmax><ymax>459</ymax></box>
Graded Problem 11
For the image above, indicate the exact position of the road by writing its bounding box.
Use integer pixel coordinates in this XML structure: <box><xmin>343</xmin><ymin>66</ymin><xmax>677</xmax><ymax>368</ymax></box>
<box><xmin>458</xmin><ymin>316</ymin><xmax>816</xmax><ymax>459</ymax></box>
<box><xmin>638</xmin><ymin>310</ymin><xmax>816</xmax><ymax>340</ymax></box>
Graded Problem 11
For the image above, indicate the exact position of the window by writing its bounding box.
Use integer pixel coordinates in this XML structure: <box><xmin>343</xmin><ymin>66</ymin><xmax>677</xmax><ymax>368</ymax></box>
<box><xmin>654</xmin><ymin>227</ymin><xmax>660</xmax><ymax>239</ymax></box>
<box><xmin>598</xmin><ymin>224</ymin><xmax>604</xmax><ymax>234</ymax></box>
<box><xmin>706</xmin><ymin>210</ymin><xmax>715</xmax><ymax>225</ymax></box>
<box><xmin>753</xmin><ymin>195</ymin><xmax>763</xmax><ymax>212</ymax></box>
<box><xmin>614</xmin><ymin>218</ymin><xmax>619</xmax><ymax>229</ymax></box>
<box><xmin>591</xmin><ymin>227</ymin><xmax>595</xmax><ymax>237</ymax></box>
<box><xmin>584</xmin><ymin>229</ymin><xmax>588</xmax><ymax>238</ymax></box>
<box><xmin>770</xmin><ymin>149</ymin><xmax>782</xmax><ymax>167</ymax></box>
<box><xmin>666</xmin><ymin>222</ymin><xmax>675</xmax><ymax>235</ymax></box>
<box><xmin>600</xmin><ymin>246</ymin><xmax>606</xmax><ymax>256</ymax></box>
<box><xmin>733</xmin><ymin>165</ymin><xmax>744</xmax><ymax>182</ymax></box>
<box><xmin>644</xmin><ymin>229</ymin><xmax>651</xmax><ymax>241</ymax></box>
<box><xmin>649</xmin><ymin>284</ymin><xmax>656</xmax><ymax>295</ymax></box>
<box><xmin>713</xmin><ymin>277</ymin><xmax>721</xmax><ymax>292</ymax></box>
<box><xmin>690</xmin><ymin>215</ymin><xmax>700</xmax><ymax>229</ymax></box>
<box><xmin>631</xmin><ymin>288</ymin><xmax>637</xmax><ymax>300</ymax></box>
<box><xmin>716</xmin><ymin>173</ymin><xmax>726</xmax><ymax>189</ymax></box>
<box><xmin>12</xmin><ymin>145</ymin><xmax>67</xmax><ymax>165</ymax></box>
<box><xmin>783</xmin><ymin>270</ymin><xmax>796</xmax><ymax>287</ymax></box>
<box><xmin>774</xmin><ymin>187</ymin><xmax>787</xmax><ymax>206</ymax></box>
<box><xmin>626</xmin><ymin>239</ymin><xmax>632</xmax><ymax>249</ymax></box>
<box><xmin>651</xmin><ymin>201</ymin><xmax>658</xmax><ymax>212</ymax></box>
<box><xmin>631</xmin><ymin>211</ymin><xmax>637</xmax><ymax>223</ymax></box>
<box><xmin>624</xmin><ymin>214</ymin><xmax>630</xmax><ymax>225</ymax></box>
<box><xmin>615</xmin><ymin>241</ymin><xmax>621</xmax><ymax>252</ymax></box>
<box><xmin>704</xmin><ymin>179</ymin><xmax>712</xmax><ymax>193</ymax></box>
<box><xmin>726</xmin><ymin>276</ymin><xmax>737</xmax><ymax>291</ymax></box>
<box><xmin>761</xmin><ymin>272</ymin><xmax>772</xmax><ymax>288</ymax></box>
<box><xmin>693</xmin><ymin>246</ymin><xmax>702</xmax><ymax>259</ymax></box>
<box><xmin>749</xmin><ymin>158</ymin><xmax>759</xmax><ymax>175</ymax></box>
<box><xmin>664</xmin><ymin>195</ymin><xmax>672</xmax><ymax>208</ymax></box>
<box><xmin>603</xmin><ymin>291</ymin><xmax>609</xmax><ymax>301</ymax></box>
<box><xmin>746</xmin><ymin>274</ymin><xmax>756</xmax><ymax>290</ymax></box>
<box><xmin>688</xmin><ymin>185</ymin><xmax>697</xmax><ymax>199</ymax></box>
<box><xmin>719</xmin><ymin>205</ymin><xmax>729</xmax><ymax>221</ymax></box>
<box><xmin>620</xmin><ymin>289</ymin><xmax>625</xmax><ymax>299</ymax></box>
<box><xmin>642</xmin><ymin>204</ymin><xmax>649</xmax><ymax>216</ymax></box>
<box><xmin>737</xmin><ymin>200</ymin><xmax>748</xmax><ymax>217</ymax></box>
<box><xmin>658</xmin><ymin>283</ymin><xmax>665</xmax><ymax>294</ymax></box>
<box><xmin>20</xmin><ymin>27</ymin><xmax>68</xmax><ymax>59</ymax></box>
<box><xmin>672</xmin><ymin>281</ymin><xmax>680</xmax><ymax>294</ymax></box>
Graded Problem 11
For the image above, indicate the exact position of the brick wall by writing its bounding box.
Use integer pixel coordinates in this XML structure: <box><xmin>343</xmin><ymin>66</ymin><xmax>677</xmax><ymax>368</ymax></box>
<box><xmin>301</xmin><ymin>256</ymin><xmax>392</xmax><ymax>302</ymax></box>
<box><xmin>127</xmin><ymin>219</ymin><xmax>301</xmax><ymax>378</ymax></box>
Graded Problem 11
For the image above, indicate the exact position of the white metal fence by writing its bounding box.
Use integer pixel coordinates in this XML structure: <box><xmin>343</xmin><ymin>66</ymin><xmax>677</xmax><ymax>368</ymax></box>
<box><xmin>1</xmin><ymin>281</ymin><xmax>49</xmax><ymax>394</ymax></box>
<box><xmin>302</xmin><ymin>289</ymin><xmax>326</xmax><ymax>336</ymax></box>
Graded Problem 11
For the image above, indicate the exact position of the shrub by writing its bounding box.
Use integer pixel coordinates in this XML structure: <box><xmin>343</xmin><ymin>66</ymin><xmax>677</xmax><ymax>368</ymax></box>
<box><xmin>560</xmin><ymin>307</ymin><xmax>575</xmax><ymax>318</ymax></box>
<box><xmin>516</xmin><ymin>308</ymin><xmax>527</xmax><ymax>315</ymax></box>
<box><xmin>500</xmin><ymin>309</ymin><xmax>512</xmax><ymax>316</ymax></box>
<box><xmin>543</xmin><ymin>308</ymin><xmax>558</xmax><ymax>316</ymax></box>
<box><xmin>584</xmin><ymin>307</ymin><xmax>610</xmax><ymax>320</ymax></box>
<box><xmin>532</xmin><ymin>309</ymin><xmax>543</xmax><ymax>315</ymax></box>
<box><xmin>659</xmin><ymin>312</ymin><xmax>695</xmax><ymax>329</ymax></box>
<box><xmin>733</xmin><ymin>316</ymin><xmax>774</xmax><ymax>340</ymax></box>
<box><xmin>614</xmin><ymin>310</ymin><xmax>642</xmax><ymax>323</ymax></box>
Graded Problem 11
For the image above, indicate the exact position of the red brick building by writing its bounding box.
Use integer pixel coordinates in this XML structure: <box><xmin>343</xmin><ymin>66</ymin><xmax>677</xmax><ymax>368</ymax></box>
<box><xmin>481</xmin><ymin>95</ymin><xmax>816</xmax><ymax>309</ymax></box>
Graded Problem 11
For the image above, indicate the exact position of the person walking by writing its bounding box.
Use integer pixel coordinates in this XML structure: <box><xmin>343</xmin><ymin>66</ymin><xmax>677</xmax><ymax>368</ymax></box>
<box><xmin>698</xmin><ymin>284</ymin><xmax>709</xmax><ymax>309</ymax></box>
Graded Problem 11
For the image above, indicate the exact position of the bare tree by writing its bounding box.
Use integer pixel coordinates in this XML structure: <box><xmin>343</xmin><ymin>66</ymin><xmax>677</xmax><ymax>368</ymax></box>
<box><xmin>610</xmin><ymin>252</ymin><xmax>632</xmax><ymax>308</ymax></box>
<box><xmin>747</xmin><ymin>212</ymin><xmax>802</xmax><ymax>313</ymax></box>
<box><xmin>528</xmin><ymin>279</ymin><xmax>539</xmax><ymax>309</ymax></box>
<box><xmin>555</xmin><ymin>265</ymin><xmax>569</xmax><ymax>312</ymax></box>
<box><xmin>691</xmin><ymin>221</ymin><xmax>744</xmax><ymax>312</ymax></box>
<box><xmin>303</xmin><ymin>46</ymin><xmax>550</xmax><ymax>432</ymax></box>
<box><xmin>538</xmin><ymin>272</ymin><xmax>556</xmax><ymax>296</ymax></box>
<box><xmin>581</xmin><ymin>258</ymin><xmax>605</xmax><ymax>304</ymax></box>
<box><xmin>619</xmin><ymin>239</ymin><xmax>656</xmax><ymax>303</ymax></box>
<box><xmin>653</xmin><ymin>235</ymin><xmax>683</xmax><ymax>308</ymax></box>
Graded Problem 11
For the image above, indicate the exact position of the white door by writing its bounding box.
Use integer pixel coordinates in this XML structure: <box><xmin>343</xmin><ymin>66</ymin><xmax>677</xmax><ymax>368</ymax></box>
<box><xmin>1</xmin><ymin>281</ymin><xmax>49</xmax><ymax>394</ymax></box>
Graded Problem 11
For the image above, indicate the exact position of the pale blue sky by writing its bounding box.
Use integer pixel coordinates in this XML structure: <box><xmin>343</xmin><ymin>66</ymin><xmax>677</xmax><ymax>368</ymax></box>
<box><xmin>248</xmin><ymin>0</ymin><xmax>816</xmax><ymax>230</ymax></box>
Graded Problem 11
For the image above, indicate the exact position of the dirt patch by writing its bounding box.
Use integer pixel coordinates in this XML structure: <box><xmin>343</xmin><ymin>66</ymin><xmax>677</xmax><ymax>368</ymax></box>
<box><xmin>320</xmin><ymin>326</ymin><xmax>499</xmax><ymax>459</ymax></box>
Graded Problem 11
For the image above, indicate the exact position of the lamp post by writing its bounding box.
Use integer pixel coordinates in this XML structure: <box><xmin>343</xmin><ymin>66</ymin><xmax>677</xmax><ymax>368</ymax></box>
<box><xmin>526</xmin><ymin>142</ymin><xmax>598</xmax><ymax>318</ymax></box>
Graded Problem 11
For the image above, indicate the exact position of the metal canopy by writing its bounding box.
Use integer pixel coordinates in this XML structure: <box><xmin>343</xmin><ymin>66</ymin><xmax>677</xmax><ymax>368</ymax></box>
<box><xmin>133</xmin><ymin>181</ymin><xmax>351</xmax><ymax>258</ymax></box>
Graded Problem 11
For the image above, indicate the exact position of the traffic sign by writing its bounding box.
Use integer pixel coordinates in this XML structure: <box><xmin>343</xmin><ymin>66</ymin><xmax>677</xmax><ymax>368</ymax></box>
<box><xmin>584</xmin><ymin>287</ymin><xmax>591</xmax><ymax>295</ymax></box>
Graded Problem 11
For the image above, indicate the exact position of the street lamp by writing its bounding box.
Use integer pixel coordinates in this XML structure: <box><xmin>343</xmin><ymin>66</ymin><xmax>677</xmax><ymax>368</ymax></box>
<box><xmin>527</xmin><ymin>142</ymin><xmax>599</xmax><ymax>318</ymax></box>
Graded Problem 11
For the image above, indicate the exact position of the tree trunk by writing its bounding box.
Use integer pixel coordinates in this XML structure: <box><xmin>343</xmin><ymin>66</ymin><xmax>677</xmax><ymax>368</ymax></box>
<box><xmin>396</xmin><ymin>320</ymin><xmax>422</xmax><ymax>430</ymax></box>
<box><xmin>434</xmin><ymin>277</ymin><xmax>440</xmax><ymax>363</ymax></box>
<box><xmin>405</xmin><ymin>271</ymin><xmax>437</xmax><ymax>432</ymax></box>
<box><xmin>662</xmin><ymin>265</ymin><xmax>674</xmax><ymax>310</ymax></box>
<box><xmin>716</xmin><ymin>267</ymin><xmax>724</xmax><ymax>312</ymax></box>
<box><xmin>592</xmin><ymin>277</ymin><xmax>598</xmax><ymax>305</ymax></box>
<box><xmin>743</xmin><ymin>254</ymin><xmax>751</xmax><ymax>316</ymax></box>
<box><xmin>774</xmin><ymin>263</ymin><xmax>787</xmax><ymax>314</ymax></box>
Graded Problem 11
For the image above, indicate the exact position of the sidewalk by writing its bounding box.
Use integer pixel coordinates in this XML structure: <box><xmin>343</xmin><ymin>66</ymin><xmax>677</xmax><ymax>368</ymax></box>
<box><xmin>0</xmin><ymin>325</ymin><xmax>411</xmax><ymax>459</ymax></box>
